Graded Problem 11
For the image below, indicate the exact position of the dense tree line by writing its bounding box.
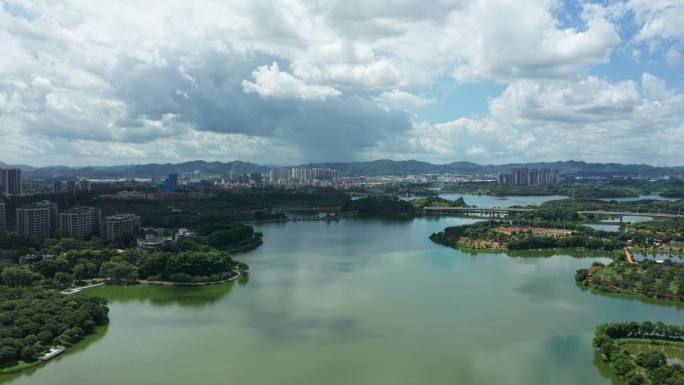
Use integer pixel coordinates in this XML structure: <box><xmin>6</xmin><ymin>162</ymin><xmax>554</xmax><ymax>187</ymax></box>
<box><xmin>343</xmin><ymin>196</ymin><xmax>415</xmax><ymax>216</ymax></box>
<box><xmin>0</xmin><ymin>286</ymin><xmax>109</xmax><ymax>367</ymax></box>
<box><xmin>506</xmin><ymin>235</ymin><xmax>624</xmax><ymax>250</ymax></box>
<box><xmin>0</xmin><ymin>235</ymin><xmax>249</xmax><ymax>288</ymax></box>
<box><xmin>594</xmin><ymin>321</ymin><xmax>684</xmax><ymax>385</ymax></box>
<box><xmin>410</xmin><ymin>196</ymin><xmax>467</xmax><ymax>210</ymax></box>
<box><xmin>195</xmin><ymin>223</ymin><xmax>262</xmax><ymax>251</ymax></box>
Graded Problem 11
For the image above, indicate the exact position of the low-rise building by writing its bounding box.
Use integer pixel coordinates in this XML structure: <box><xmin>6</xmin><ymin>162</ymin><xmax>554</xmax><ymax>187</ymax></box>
<box><xmin>18</xmin><ymin>254</ymin><xmax>54</xmax><ymax>265</ymax></box>
<box><xmin>136</xmin><ymin>227</ymin><xmax>193</xmax><ymax>252</ymax></box>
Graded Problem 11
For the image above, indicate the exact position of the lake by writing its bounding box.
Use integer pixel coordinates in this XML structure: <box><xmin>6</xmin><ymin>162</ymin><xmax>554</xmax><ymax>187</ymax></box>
<box><xmin>4</xmin><ymin>216</ymin><xmax>684</xmax><ymax>385</ymax></box>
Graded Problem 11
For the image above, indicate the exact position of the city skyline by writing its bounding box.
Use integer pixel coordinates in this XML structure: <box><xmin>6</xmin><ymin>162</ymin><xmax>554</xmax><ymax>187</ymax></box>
<box><xmin>1</xmin><ymin>1</ymin><xmax>683</xmax><ymax>167</ymax></box>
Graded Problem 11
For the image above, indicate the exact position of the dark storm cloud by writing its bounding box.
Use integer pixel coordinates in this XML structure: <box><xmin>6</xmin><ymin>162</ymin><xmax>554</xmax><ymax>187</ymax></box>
<box><xmin>113</xmin><ymin>51</ymin><xmax>412</xmax><ymax>160</ymax></box>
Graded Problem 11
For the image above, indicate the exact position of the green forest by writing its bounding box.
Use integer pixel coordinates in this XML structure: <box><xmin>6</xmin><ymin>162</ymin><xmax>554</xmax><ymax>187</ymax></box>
<box><xmin>594</xmin><ymin>321</ymin><xmax>684</xmax><ymax>385</ymax></box>
<box><xmin>0</xmin><ymin>286</ymin><xmax>109</xmax><ymax>368</ymax></box>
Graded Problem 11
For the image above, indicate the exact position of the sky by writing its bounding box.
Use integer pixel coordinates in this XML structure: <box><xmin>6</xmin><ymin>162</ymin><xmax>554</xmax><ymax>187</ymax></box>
<box><xmin>1</xmin><ymin>0</ymin><xmax>683</xmax><ymax>167</ymax></box>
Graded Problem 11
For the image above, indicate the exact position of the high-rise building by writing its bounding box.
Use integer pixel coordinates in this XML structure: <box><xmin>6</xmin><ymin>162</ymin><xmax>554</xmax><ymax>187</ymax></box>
<box><xmin>0</xmin><ymin>168</ymin><xmax>22</xmax><ymax>195</ymax></box>
<box><xmin>0</xmin><ymin>201</ymin><xmax>6</xmax><ymax>232</ymax></box>
<box><xmin>53</xmin><ymin>181</ymin><xmax>64</xmax><ymax>194</ymax></box>
<box><xmin>79</xmin><ymin>180</ymin><xmax>91</xmax><ymax>191</ymax></box>
<box><xmin>268</xmin><ymin>168</ymin><xmax>291</xmax><ymax>185</ymax></box>
<box><xmin>101</xmin><ymin>213</ymin><xmax>141</xmax><ymax>242</ymax></box>
<box><xmin>161</xmin><ymin>174</ymin><xmax>178</xmax><ymax>193</ymax></box>
<box><xmin>59</xmin><ymin>207</ymin><xmax>101</xmax><ymax>240</ymax></box>
<box><xmin>498</xmin><ymin>168</ymin><xmax>559</xmax><ymax>186</ymax></box>
<box><xmin>249</xmin><ymin>173</ymin><xmax>263</xmax><ymax>186</ymax></box>
<box><xmin>268</xmin><ymin>167</ymin><xmax>337</xmax><ymax>185</ymax></box>
<box><xmin>66</xmin><ymin>180</ymin><xmax>78</xmax><ymax>194</ymax></box>
<box><xmin>16</xmin><ymin>201</ymin><xmax>59</xmax><ymax>242</ymax></box>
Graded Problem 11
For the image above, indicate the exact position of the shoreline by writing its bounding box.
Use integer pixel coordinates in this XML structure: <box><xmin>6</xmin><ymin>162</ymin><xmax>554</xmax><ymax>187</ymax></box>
<box><xmin>62</xmin><ymin>269</ymin><xmax>243</xmax><ymax>293</ymax></box>
<box><xmin>137</xmin><ymin>269</ymin><xmax>241</xmax><ymax>287</ymax></box>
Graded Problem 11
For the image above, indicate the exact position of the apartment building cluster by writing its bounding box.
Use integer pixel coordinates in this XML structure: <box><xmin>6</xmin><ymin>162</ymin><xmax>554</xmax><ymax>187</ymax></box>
<box><xmin>0</xmin><ymin>199</ymin><xmax>140</xmax><ymax>243</ymax></box>
<box><xmin>52</xmin><ymin>179</ymin><xmax>118</xmax><ymax>194</ymax></box>
<box><xmin>497</xmin><ymin>168</ymin><xmax>560</xmax><ymax>186</ymax></box>
<box><xmin>268</xmin><ymin>167</ymin><xmax>337</xmax><ymax>186</ymax></box>
<box><xmin>221</xmin><ymin>172</ymin><xmax>263</xmax><ymax>187</ymax></box>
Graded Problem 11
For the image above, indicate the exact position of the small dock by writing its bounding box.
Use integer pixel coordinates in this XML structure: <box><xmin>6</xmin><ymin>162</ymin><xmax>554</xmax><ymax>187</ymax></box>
<box><xmin>61</xmin><ymin>282</ymin><xmax>103</xmax><ymax>295</ymax></box>
<box><xmin>40</xmin><ymin>346</ymin><xmax>65</xmax><ymax>361</ymax></box>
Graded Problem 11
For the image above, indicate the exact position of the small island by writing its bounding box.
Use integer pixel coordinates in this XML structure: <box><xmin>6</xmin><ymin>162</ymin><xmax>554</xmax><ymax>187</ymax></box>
<box><xmin>430</xmin><ymin>220</ymin><xmax>623</xmax><ymax>252</ymax></box>
<box><xmin>594</xmin><ymin>321</ymin><xmax>684</xmax><ymax>385</ymax></box>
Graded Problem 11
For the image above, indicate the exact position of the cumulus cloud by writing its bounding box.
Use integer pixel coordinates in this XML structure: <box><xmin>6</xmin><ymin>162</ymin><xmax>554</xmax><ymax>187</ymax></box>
<box><xmin>0</xmin><ymin>0</ymin><xmax>681</xmax><ymax>166</ymax></box>
<box><xmin>396</xmin><ymin>73</ymin><xmax>684</xmax><ymax>164</ymax></box>
<box><xmin>373</xmin><ymin>89</ymin><xmax>434</xmax><ymax>110</ymax></box>
<box><xmin>445</xmin><ymin>1</ymin><xmax>619</xmax><ymax>81</ymax></box>
<box><xmin>242</xmin><ymin>62</ymin><xmax>341</xmax><ymax>100</ymax></box>
<box><xmin>628</xmin><ymin>0</ymin><xmax>684</xmax><ymax>42</ymax></box>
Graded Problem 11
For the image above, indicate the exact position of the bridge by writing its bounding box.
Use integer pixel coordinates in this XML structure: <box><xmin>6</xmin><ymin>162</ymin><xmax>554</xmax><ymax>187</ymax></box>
<box><xmin>422</xmin><ymin>207</ymin><xmax>534</xmax><ymax>216</ymax></box>
<box><xmin>423</xmin><ymin>207</ymin><xmax>683</xmax><ymax>219</ymax></box>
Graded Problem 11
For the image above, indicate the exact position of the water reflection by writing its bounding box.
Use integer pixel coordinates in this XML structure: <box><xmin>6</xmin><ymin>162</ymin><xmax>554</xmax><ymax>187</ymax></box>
<box><xmin>85</xmin><ymin>282</ymin><xmax>237</xmax><ymax>308</ymax></box>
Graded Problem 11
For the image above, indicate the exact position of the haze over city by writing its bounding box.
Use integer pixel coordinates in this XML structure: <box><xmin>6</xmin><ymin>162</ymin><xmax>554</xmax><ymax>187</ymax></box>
<box><xmin>1</xmin><ymin>1</ymin><xmax>684</xmax><ymax>167</ymax></box>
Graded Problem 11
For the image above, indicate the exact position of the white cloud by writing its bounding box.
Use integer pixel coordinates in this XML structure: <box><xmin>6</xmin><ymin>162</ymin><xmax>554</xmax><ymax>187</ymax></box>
<box><xmin>444</xmin><ymin>1</ymin><xmax>619</xmax><ymax>81</ymax></box>
<box><xmin>396</xmin><ymin>73</ymin><xmax>684</xmax><ymax>164</ymax></box>
<box><xmin>628</xmin><ymin>0</ymin><xmax>684</xmax><ymax>42</ymax></box>
<box><xmin>242</xmin><ymin>62</ymin><xmax>341</xmax><ymax>100</ymax></box>
<box><xmin>373</xmin><ymin>89</ymin><xmax>434</xmax><ymax>110</ymax></box>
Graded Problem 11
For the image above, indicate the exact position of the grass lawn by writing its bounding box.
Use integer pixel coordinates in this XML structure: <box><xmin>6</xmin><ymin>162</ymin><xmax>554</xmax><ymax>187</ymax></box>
<box><xmin>0</xmin><ymin>360</ymin><xmax>41</xmax><ymax>375</ymax></box>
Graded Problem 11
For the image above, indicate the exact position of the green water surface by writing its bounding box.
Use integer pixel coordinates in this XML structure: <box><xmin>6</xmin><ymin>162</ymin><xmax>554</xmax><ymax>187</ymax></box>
<box><xmin>4</xmin><ymin>216</ymin><xmax>683</xmax><ymax>385</ymax></box>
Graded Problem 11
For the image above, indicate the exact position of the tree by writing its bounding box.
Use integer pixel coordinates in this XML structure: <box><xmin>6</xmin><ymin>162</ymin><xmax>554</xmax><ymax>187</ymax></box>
<box><xmin>99</xmin><ymin>261</ymin><xmax>138</xmax><ymax>284</ymax></box>
<box><xmin>0</xmin><ymin>345</ymin><xmax>17</xmax><ymax>365</ymax></box>
<box><xmin>635</xmin><ymin>351</ymin><xmax>667</xmax><ymax>370</ymax></box>
<box><xmin>37</xmin><ymin>330</ymin><xmax>53</xmax><ymax>345</ymax></box>
<box><xmin>612</xmin><ymin>357</ymin><xmax>635</xmax><ymax>376</ymax></box>
<box><xmin>53</xmin><ymin>272</ymin><xmax>73</xmax><ymax>289</ymax></box>
<box><xmin>58</xmin><ymin>327</ymin><xmax>83</xmax><ymax>346</ymax></box>
<box><xmin>625</xmin><ymin>372</ymin><xmax>645</xmax><ymax>385</ymax></box>
<box><xmin>0</xmin><ymin>267</ymin><xmax>43</xmax><ymax>287</ymax></box>
<box><xmin>20</xmin><ymin>342</ymin><xmax>45</xmax><ymax>361</ymax></box>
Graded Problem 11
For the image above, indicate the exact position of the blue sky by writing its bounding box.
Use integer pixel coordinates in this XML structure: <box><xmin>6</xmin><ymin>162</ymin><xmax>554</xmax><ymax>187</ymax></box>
<box><xmin>0</xmin><ymin>0</ymin><xmax>683</xmax><ymax>166</ymax></box>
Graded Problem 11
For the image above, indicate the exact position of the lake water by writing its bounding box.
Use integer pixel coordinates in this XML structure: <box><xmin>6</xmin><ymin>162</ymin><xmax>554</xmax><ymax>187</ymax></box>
<box><xmin>5</xmin><ymin>216</ymin><xmax>684</xmax><ymax>385</ymax></box>
<box><xmin>598</xmin><ymin>195</ymin><xmax>679</xmax><ymax>202</ymax></box>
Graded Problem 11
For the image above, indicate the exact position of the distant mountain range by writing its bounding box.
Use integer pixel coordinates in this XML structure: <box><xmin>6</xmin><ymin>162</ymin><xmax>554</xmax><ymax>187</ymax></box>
<box><xmin>1</xmin><ymin>160</ymin><xmax>683</xmax><ymax>179</ymax></box>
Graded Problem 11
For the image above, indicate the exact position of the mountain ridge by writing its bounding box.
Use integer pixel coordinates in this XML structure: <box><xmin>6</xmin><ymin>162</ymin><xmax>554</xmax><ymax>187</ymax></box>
<box><xmin>4</xmin><ymin>160</ymin><xmax>684</xmax><ymax>179</ymax></box>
